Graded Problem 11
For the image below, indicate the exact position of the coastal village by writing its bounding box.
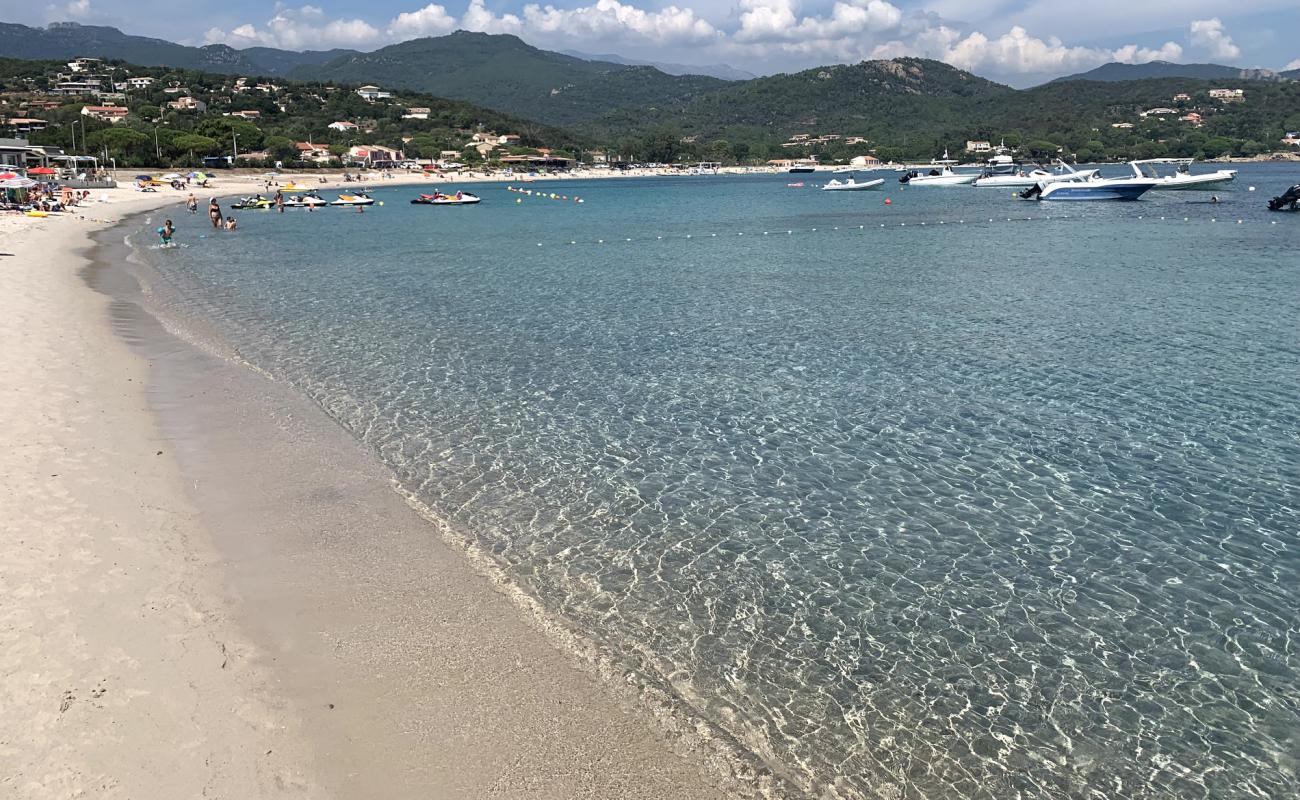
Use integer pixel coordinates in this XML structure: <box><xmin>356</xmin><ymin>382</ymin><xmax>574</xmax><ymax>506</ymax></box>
<box><xmin>1</xmin><ymin>56</ymin><xmax>582</xmax><ymax>172</ymax></box>
<box><xmin>5</xmin><ymin>54</ymin><xmax>1300</xmax><ymax>175</ymax></box>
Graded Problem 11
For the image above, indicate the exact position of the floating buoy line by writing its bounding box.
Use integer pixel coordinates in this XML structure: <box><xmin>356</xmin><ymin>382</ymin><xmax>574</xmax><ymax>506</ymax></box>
<box><xmin>507</xmin><ymin>185</ymin><xmax>584</xmax><ymax>203</ymax></box>
<box><xmin>525</xmin><ymin>212</ymin><xmax>1288</xmax><ymax>248</ymax></box>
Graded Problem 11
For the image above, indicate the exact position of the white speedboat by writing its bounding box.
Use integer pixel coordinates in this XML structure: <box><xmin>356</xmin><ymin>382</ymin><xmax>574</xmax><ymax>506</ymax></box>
<box><xmin>330</xmin><ymin>192</ymin><xmax>375</xmax><ymax>206</ymax></box>
<box><xmin>1130</xmin><ymin>159</ymin><xmax>1237</xmax><ymax>190</ymax></box>
<box><xmin>973</xmin><ymin>159</ymin><xmax>1099</xmax><ymax>188</ymax></box>
<box><xmin>822</xmin><ymin>176</ymin><xmax>884</xmax><ymax>191</ymax></box>
<box><xmin>899</xmin><ymin>166</ymin><xmax>977</xmax><ymax>186</ymax></box>
<box><xmin>282</xmin><ymin>193</ymin><xmax>328</xmax><ymax>208</ymax></box>
<box><xmin>1023</xmin><ymin>174</ymin><xmax>1157</xmax><ymax>201</ymax></box>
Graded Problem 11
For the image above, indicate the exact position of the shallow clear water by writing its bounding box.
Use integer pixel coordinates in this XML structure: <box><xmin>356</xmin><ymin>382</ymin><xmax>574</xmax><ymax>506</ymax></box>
<box><xmin>137</xmin><ymin>166</ymin><xmax>1300</xmax><ymax>799</ymax></box>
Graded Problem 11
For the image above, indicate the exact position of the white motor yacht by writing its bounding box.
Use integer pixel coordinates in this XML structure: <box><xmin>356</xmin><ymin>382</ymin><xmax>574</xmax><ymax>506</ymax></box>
<box><xmin>1130</xmin><ymin>159</ymin><xmax>1237</xmax><ymax>190</ymax></box>
<box><xmin>973</xmin><ymin>159</ymin><xmax>1099</xmax><ymax>188</ymax></box>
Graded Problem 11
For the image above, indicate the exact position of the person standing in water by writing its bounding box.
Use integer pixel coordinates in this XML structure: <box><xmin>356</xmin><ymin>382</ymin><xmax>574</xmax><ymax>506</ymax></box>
<box><xmin>185</xmin><ymin>194</ymin><xmax>198</xmax><ymax>214</ymax></box>
<box><xmin>157</xmin><ymin>219</ymin><xmax>175</xmax><ymax>246</ymax></box>
<box><xmin>208</xmin><ymin>198</ymin><xmax>222</xmax><ymax>229</ymax></box>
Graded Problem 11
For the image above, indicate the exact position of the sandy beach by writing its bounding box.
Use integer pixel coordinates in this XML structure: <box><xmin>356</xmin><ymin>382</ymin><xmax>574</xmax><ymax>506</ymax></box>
<box><xmin>0</xmin><ymin>174</ymin><xmax>760</xmax><ymax>798</ymax></box>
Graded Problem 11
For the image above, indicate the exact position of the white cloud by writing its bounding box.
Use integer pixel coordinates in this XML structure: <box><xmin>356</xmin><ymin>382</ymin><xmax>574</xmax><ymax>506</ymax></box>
<box><xmin>387</xmin><ymin>3</ymin><xmax>458</xmax><ymax>37</ymax></box>
<box><xmin>736</xmin><ymin>0</ymin><xmax>903</xmax><ymax>44</ymax></box>
<box><xmin>518</xmin><ymin>0</ymin><xmax>717</xmax><ymax>43</ymax></box>
<box><xmin>203</xmin><ymin>5</ymin><xmax>382</xmax><ymax>49</ymax></box>
<box><xmin>1189</xmin><ymin>17</ymin><xmax>1240</xmax><ymax>60</ymax></box>
<box><xmin>461</xmin><ymin>0</ymin><xmax>524</xmax><ymax>33</ymax></box>
<box><xmin>1287</xmin><ymin>58</ymin><xmax>1300</xmax><ymax>70</ymax></box>
<box><xmin>1112</xmin><ymin>42</ymin><xmax>1183</xmax><ymax>63</ymax></box>
<box><xmin>45</xmin><ymin>0</ymin><xmax>92</xmax><ymax>21</ymax></box>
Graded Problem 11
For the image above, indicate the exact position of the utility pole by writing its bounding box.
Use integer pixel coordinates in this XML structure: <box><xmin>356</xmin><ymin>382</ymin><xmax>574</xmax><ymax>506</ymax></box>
<box><xmin>154</xmin><ymin>127</ymin><xmax>161</xmax><ymax>162</ymax></box>
<box><xmin>232</xmin><ymin>132</ymin><xmax>239</xmax><ymax>166</ymax></box>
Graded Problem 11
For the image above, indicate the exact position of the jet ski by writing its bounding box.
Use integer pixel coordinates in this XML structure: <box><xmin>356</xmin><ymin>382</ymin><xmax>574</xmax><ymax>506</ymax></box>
<box><xmin>331</xmin><ymin>192</ymin><xmax>375</xmax><ymax>206</ymax></box>
<box><xmin>230</xmin><ymin>195</ymin><xmax>273</xmax><ymax>209</ymax></box>
<box><xmin>1267</xmin><ymin>184</ymin><xmax>1300</xmax><ymax>211</ymax></box>
<box><xmin>410</xmin><ymin>191</ymin><xmax>481</xmax><ymax>205</ymax></box>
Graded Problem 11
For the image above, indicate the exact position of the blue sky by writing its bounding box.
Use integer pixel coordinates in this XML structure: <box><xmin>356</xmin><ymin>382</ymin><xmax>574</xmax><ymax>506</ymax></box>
<box><xmin>15</xmin><ymin>0</ymin><xmax>1300</xmax><ymax>86</ymax></box>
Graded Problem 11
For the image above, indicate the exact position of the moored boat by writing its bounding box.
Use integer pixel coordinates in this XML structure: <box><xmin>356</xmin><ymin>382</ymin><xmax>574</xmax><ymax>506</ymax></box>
<box><xmin>410</xmin><ymin>191</ymin><xmax>481</xmax><ymax>205</ymax></box>
<box><xmin>822</xmin><ymin>176</ymin><xmax>884</xmax><ymax>191</ymax></box>
<box><xmin>1130</xmin><ymin>158</ymin><xmax>1237</xmax><ymax>190</ymax></box>
<box><xmin>1022</xmin><ymin>174</ymin><xmax>1157</xmax><ymax>201</ymax></box>
<box><xmin>973</xmin><ymin>159</ymin><xmax>1099</xmax><ymax>188</ymax></box>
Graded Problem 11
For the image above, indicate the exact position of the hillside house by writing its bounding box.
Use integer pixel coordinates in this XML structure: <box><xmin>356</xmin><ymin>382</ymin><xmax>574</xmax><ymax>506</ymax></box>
<box><xmin>1172</xmin><ymin>93</ymin><xmax>1191</xmax><ymax>102</ymax></box>
<box><xmin>1209</xmin><ymin>88</ymin><xmax>1244</xmax><ymax>102</ymax></box>
<box><xmin>965</xmin><ymin>140</ymin><xmax>992</xmax><ymax>153</ymax></box>
<box><xmin>850</xmin><ymin>154</ymin><xmax>883</xmax><ymax>168</ymax></box>
<box><xmin>2</xmin><ymin>118</ymin><xmax>47</xmax><ymax>134</ymax></box>
<box><xmin>347</xmin><ymin>144</ymin><xmax>403</xmax><ymax>165</ymax></box>
<box><xmin>67</xmin><ymin>57</ymin><xmax>102</xmax><ymax>73</ymax></box>
<box><xmin>229</xmin><ymin>109</ymin><xmax>261</xmax><ymax>120</ymax></box>
<box><xmin>166</xmin><ymin>97</ymin><xmax>207</xmax><ymax>113</ymax></box>
<box><xmin>1111</xmin><ymin>122</ymin><xmax>1135</xmax><ymax>129</ymax></box>
<box><xmin>403</xmin><ymin>107</ymin><xmax>431</xmax><ymax>119</ymax></box>
<box><xmin>124</xmin><ymin>77</ymin><xmax>155</xmax><ymax>90</ymax></box>
<box><xmin>1179</xmin><ymin>112</ymin><xmax>1203</xmax><ymax>126</ymax></box>
<box><xmin>295</xmin><ymin>142</ymin><xmax>332</xmax><ymax>163</ymax></box>
<box><xmin>80</xmin><ymin>105</ymin><xmax>129</xmax><ymax>123</ymax></box>
<box><xmin>1140</xmin><ymin>107</ymin><xmax>1177</xmax><ymax>118</ymax></box>
<box><xmin>51</xmin><ymin>79</ymin><xmax>103</xmax><ymax>96</ymax></box>
<box><xmin>1284</xmin><ymin>132</ymin><xmax>1300</xmax><ymax>147</ymax></box>
<box><xmin>328</xmin><ymin>121</ymin><xmax>359</xmax><ymax>132</ymax></box>
<box><xmin>355</xmin><ymin>85</ymin><xmax>392</xmax><ymax>101</ymax></box>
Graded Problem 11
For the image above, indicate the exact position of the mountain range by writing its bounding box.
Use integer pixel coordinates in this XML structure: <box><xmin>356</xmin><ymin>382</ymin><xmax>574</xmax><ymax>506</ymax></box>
<box><xmin>3</xmin><ymin>20</ymin><xmax>1299</xmax><ymax>153</ymax></box>
<box><xmin>1054</xmin><ymin>60</ymin><xmax>1297</xmax><ymax>83</ymax></box>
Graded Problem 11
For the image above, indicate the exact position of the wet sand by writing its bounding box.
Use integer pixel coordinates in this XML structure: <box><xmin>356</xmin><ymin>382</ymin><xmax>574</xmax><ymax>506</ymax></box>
<box><xmin>1</xmin><ymin>185</ymin><xmax>762</xmax><ymax>798</ymax></box>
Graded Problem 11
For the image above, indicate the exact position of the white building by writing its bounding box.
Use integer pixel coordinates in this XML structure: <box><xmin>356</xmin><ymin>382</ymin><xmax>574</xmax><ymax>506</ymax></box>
<box><xmin>1208</xmin><ymin>88</ymin><xmax>1244</xmax><ymax>102</ymax></box>
<box><xmin>965</xmin><ymin>140</ymin><xmax>992</xmax><ymax>153</ymax></box>
<box><xmin>124</xmin><ymin>76</ymin><xmax>155</xmax><ymax>90</ymax></box>
<box><xmin>67</xmin><ymin>57</ymin><xmax>102</xmax><ymax>73</ymax></box>
<box><xmin>355</xmin><ymin>85</ymin><xmax>392</xmax><ymax>101</ymax></box>
<box><xmin>328</xmin><ymin>121</ymin><xmax>359</xmax><ymax>132</ymax></box>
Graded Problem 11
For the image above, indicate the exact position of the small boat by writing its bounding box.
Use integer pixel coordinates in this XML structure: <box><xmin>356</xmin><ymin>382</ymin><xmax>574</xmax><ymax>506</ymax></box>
<box><xmin>899</xmin><ymin>166</ymin><xmax>977</xmax><ymax>186</ymax></box>
<box><xmin>1022</xmin><ymin>175</ymin><xmax>1157</xmax><ymax>201</ymax></box>
<box><xmin>973</xmin><ymin>159</ymin><xmax>1099</xmax><ymax>188</ymax></box>
<box><xmin>230</xmin><ymin>195</ymin><xmax>273</xmax><ymax>209</ymax></box>
<box><xmin>410</xmin><ymin>191</ymin><xmax>481</xmax><ymax>205</ymax></box>
<box><xmin>1268</xmin><ymin>184</ymin><xmax>1300</xmax><ymax>211</ymax></box>
<box><xmin>1130</xmin><ymin>159</ymin><xmax>1237</xmax><ymax>190</ymax></box>
<box><xmin>787</xmin><ymin>163</ymin><xmax>816</xmax><ymax>174</ymax></box>
<box><xmin>786</xmin><ymin>181</ymin><xmax>805</xmax><ymax>188</ymax></box>
<box><xmin>822</xmin><ymin>176</ymin><xmax>884</xmax><ymax>192</ymax></box>
<box><xmin>331</xmin><ymin>192</ymin><xmax>375</xmax><ymax>206</ymax></box>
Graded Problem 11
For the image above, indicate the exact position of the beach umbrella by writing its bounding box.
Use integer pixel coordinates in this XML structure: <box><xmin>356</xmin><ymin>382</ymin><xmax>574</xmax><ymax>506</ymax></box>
<box><xmin>192</xmin><ymin>172</ymin><xmax>208</xmax><ymax>180</ymax></box>
<box><xmin>0</xmin><ymin>177</ymin><xmax>37</xmax><ymax>188</ymax></box>
<box><xmin>135</xmin><ymin>174</ymin><xmax>154</xmax><ymax>181</ymax></box>
<box><xmin>162</xmin><ymin>172</ymin><xmax>182</xmax><ymax>180</ymax></box>
<box><xmin>28</xmin><ymin>166</ymin><xmax>56</xmax><ymax>175</ymax></box>
<box><xmin>0</xmin><ymin>172</ymin><xmax>16</xmax><ymax>179</ymax></box>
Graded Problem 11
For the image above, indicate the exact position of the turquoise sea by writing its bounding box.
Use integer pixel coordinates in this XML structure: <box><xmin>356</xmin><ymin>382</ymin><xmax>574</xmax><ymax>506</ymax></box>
<box><xmin>135</xmin><ymin>165</ymin><xmax>1299</xmax><ymax>799</ymax></box>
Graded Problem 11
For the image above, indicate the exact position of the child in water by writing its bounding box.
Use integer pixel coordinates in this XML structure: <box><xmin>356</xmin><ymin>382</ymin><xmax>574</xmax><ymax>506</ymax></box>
<box><xmin>225</xmin><ymin>216</ymin><xmax>238</xmax><ymax>230</ymax></box>
<box><xmin>157</xmin><ymin>219</ymin><xmax>175</xmax><ymax>246</ymax></box>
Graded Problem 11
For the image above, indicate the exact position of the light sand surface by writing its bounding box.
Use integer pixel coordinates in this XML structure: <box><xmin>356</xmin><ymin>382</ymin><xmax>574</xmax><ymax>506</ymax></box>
<box><xmin>1</xmin><ymin>176</ymin><xmax>767</xmax><ymax>798</ymax></box>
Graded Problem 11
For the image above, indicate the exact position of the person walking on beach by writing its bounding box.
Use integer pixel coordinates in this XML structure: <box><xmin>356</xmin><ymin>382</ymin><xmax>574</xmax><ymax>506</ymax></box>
<box><xmin>208</xmin><ymin>198</ymin><xmax>222</xmax><ymax>229</ymax></box>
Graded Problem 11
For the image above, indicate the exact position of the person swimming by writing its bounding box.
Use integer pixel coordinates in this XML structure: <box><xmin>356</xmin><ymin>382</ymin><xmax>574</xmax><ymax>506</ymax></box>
<box><xmin>157</xmin><ymin>219</ymin><xmax>175</xmax><ymax>245</ymax></box>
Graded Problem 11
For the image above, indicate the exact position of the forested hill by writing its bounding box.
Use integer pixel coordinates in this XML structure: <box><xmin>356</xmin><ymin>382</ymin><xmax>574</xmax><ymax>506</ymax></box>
<box><xmin>1051</xmin><ymin>60</ymin><xmax>1291</xmax><ymax>84</ymax></box>
<box><xmin>288</xmin><ymin>31</ymin><xmax>728</xmax><ymax>128</ymax></box>
<box><xmin>0</xmin><ymin>22</ymin><xmax>358</xmax><ymax>75</ymax></box>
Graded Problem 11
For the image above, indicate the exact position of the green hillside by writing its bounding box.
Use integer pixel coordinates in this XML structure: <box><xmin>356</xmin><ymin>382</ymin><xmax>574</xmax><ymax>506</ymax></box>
<box><xmin>1050</xmin><ymin>61</ymin><xmax>1291</xmax><ymax>84</ymax></box>
<box><xmin>290</xmin><ymin>31</ymin><xmax>727</xmax><ymax>127</ymax></box>
<box><xmin>0</xmin><ymin>22</ymin><xmax>360</xmax><ymax>75</ymax></box>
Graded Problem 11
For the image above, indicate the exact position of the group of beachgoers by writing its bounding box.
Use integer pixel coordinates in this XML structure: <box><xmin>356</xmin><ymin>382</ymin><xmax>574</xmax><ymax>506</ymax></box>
<box><xmin>161</xmin><ymin>193</ymin><xmax>238</xmax><ymax>244</ymax></box>
<box><xmin>1</xmin><ymin>183</ymin><xmax>94</xmax><ymax>214</ymax></box>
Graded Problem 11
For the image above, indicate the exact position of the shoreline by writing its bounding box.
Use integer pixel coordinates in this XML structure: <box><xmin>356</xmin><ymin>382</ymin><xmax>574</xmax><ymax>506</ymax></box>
<box><xmin>2</xmin><ymin>177</ymin><xmax>775</xmax><ymax>798</ymax></box>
